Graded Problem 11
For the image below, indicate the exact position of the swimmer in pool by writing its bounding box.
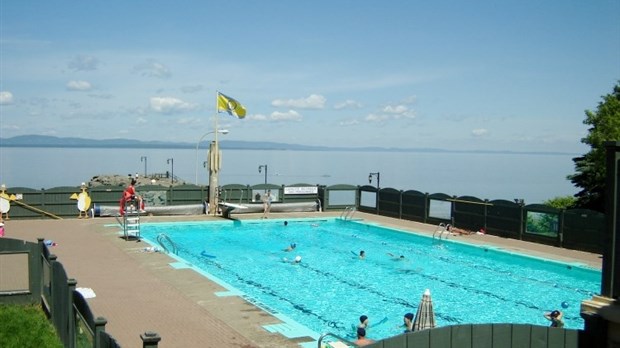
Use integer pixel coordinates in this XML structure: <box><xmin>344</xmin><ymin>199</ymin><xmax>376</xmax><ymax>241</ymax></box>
<box><xmin>283</xmin><ymin>255</ymin><xmax>302</xmax><ymax>264</ymax></box>
<box><xmin>284</xmin><ymin>243</ymin><xmax>297</xmax><ymax>252</ymax></box>
<box><xmin>387</xmin><ymin>252</ymin><xmax>406</xmax><ymax>261</ymax></box>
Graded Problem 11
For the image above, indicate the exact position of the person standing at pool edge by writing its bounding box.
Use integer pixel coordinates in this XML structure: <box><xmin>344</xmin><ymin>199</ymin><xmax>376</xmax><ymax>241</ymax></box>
<box><xmin>262</xmin><ymin>190</ymin><xmax>272</xmax><ymax>219</ymax></box>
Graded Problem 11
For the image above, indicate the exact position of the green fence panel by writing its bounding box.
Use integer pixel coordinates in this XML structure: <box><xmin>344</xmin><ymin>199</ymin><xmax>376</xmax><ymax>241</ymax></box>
<box><xmin>90</xmin><ymin>186</ymin><xmax>125</xmax><ymax>206</ymax></box>
<box><xmin>221</xmin><ymin>184</ymin><xmax>250</xmax><ymax>204</ymax></box>
<box><xmin>323</xmin><ymin>184</ymin><xmax>358</xmax><ymax>210</ymax></box>
<box><xmin>382</xmin><ymin>333</ymin><xmax>406</xmax><ymax>348</ymax></box>
<box><xmin>486</xmin><ymin>200</ymin><xmax>522</xmax><ymax>238</ymax></box>
<box><xmin>426</xmin><ymin>193</ymin><xmax>452</xmax><ymax>226</ymax></box>
<box><xmin>407</xmin><ymin>328</ymin><xmax>429</xmax><ymax>347</ymax></box>
<box><xmin>530</xmin><ymin>325</ymin><xmax>548</xmax><ymax>348</ymax></box>
<box><xmin>451</xmin><ymin>324</ymin><xmax>473</xmax><ymax>348</ymax></box>
<box><xmin>429</xmin><ymin>326</ymin><xmax>451</xmax><ymax>347</ymax></box>
<box><xmin>168</xmin><ymin>184</ymin><xmax>204</xmax><ymax>205</ymax></box>
<box><xmin>378</xmin><ymin>188</ymin><xmax>401</xmax><ymax>218</ymax></box>
<box><xmin>401</xmin><ymin>190</ymin><xmax>426</xmax><ymax>222</ymax></box>
<box><xmin>512</xmin><ymin>324</ymin><xmax>531</xmax><ymax>348</ymax></box>
<box><xmin>452</xmin><ymin>196</ymin><xmax>487</xmax><ymax>231</ymax></box>
<box><xmin>562</xmin><ymin>209</ymin><xmax>604</xmax><ymax>253</ymax></box>
<box><xmin>491</xmin><ymin>324</ymin><xmax>512</xmax><ymax>347</ymax></box>
<box><xmin>546</xmin><ymin>327</ymin><xmax>565</xmax><ymax>347</ymax></box>
<box><xmin>471</xmin><ymin>324</ymin><xmax>493</xmax><ymax>348</ymax></box>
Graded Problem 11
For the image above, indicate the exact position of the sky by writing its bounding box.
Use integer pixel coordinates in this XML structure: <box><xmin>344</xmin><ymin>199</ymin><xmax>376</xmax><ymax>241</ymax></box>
<box><xmin>1</xmin><ymin>1</ymin><xmax>619</xmax><ymax>153</ymax></box>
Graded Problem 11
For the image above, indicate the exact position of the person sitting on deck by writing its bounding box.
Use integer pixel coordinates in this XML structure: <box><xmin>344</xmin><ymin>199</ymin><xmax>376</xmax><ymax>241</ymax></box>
<box><xmin>446</xmin><ymin>224</ymin><xmax>473</xmax><ymax>236</ymax></box>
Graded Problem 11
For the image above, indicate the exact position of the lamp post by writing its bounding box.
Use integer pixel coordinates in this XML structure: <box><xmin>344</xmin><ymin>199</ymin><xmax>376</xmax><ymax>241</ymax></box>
<box><xmin>258</xmin><ymin>164</ymin><xmax>268</xmax><ymax>186</ymax></box>
<box><xmin>140</xmin><ymin>156</ymin><xmax>147</xmax><ymax>176</ymax></box>
<box><xmin>368</xmin><ymin>172</ymin><xmax>380</xmax><ymax>189</ymax></box>
<box><xmin>195</xmin><ymin>129</ymin><xmax>229</xmax><ymax>184</ymax></box>
<box><xmin>167</xmin><ymin>158</ymin><xmax>174</xmax><ymax>183</ymax></box>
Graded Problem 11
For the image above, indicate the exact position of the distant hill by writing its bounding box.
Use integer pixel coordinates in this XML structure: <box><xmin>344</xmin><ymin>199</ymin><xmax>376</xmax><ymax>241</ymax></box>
<box><xmin>0</xmin><ymin>134</ymin><xmax>576</xmax><ymax>155</ymax></box>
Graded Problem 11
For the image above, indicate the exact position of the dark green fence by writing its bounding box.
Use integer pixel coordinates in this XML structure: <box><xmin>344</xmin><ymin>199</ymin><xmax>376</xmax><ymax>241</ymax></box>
<box><xmin>0</xmin><ymin>237</ymin><xmax>156</xmax><ymax>348</ymax></box>
<box><xmin>359</xmin><ymin>187</ymin><xmax>605</xmax><ymax>254</ymax></box>
<box><xmin>1</xmin><ymin>182</ymin><xmax>605</xmax><ymax>253</ymax></box>
<box><xmin>363</xmin><ymin>323</ymin><xmax>589</xmax><ymax>348</ymax></box>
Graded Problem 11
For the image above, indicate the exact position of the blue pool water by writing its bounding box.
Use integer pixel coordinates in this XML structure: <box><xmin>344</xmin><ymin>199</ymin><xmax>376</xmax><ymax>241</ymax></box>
<box><xmin>140</xmin><ymin>218</ymin><xmax>600</xmax><ymax>341</ymax></box>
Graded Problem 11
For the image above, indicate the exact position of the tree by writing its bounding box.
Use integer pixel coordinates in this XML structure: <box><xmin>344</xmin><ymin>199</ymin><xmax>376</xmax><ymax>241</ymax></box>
<box><xmin>544</xmin><ymin>195</ymin><xmax>576</xmax><ymax>210</ymax></box>
<box><xmin>568</xmin><ymin>82</ymin><xmax>620</xmax><ymax>213</ymax></box>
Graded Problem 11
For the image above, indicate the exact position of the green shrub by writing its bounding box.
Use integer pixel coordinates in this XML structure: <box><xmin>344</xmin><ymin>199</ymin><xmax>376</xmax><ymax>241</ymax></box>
<box><xmin>0</xmin><ymin>303</ymin><xmax>63</xmax><ymax>348</ymax></box>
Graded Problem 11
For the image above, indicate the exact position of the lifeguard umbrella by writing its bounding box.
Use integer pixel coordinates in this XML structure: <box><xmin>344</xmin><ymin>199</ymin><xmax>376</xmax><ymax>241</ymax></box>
<box><xmin>413</xmin><ymin>289</ymin><xmax>436</xmax><ymax>331</ymax></box>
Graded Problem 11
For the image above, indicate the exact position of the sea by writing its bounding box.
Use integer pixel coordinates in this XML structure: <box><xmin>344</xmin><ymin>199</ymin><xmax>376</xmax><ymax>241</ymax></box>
<box><xmin>0</xmin><ymin>147</ymin><xmax>579</xmax><ymax>204</ymax></box>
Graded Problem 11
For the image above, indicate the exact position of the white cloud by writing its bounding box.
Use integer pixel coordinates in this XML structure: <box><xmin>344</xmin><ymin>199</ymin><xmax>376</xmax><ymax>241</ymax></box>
<box><xmin>247</xmin><ymin>114</ymin><xmax>269</xmax><ymax>121</ymax></box>
<box><xmin>383</xmin><ymin>105</ymin><xmax>408</xmax><ymax>114</ymax></box>
<box><xmin>365</xmin><ymin>114</ymin><xmax>390</xmax><ymax>122</ymax></box>
<box><xmin>472</xmin><ymin>128</ymin><xmax>489</xmax><ymax>137</ymax></box>
<box><xmin>68</xmin><ymin>54</ymin><xmax>99</xmax><ymax>71</ymax></box>
<box><xmin>136</xmin><ymin>117</ymin><xmax>147</xmax><ymax>124</ymax></box>
<box><xmin>149</xmin><ymin>97</ymin><xmax>197</xmax><ymax>114</ymax></box>
<box><xmin>272</xmin><ymin>94</ymin><xmax>325</xmax><ymax>109</ymax></box>
<box><xmin>0</xmin><ymin>91</ymin><xmax>14</xmax><ymax>105</ymax></box>
<box><xmin>66</xmin><ymin>80</ymin><xmax>92</xmax><ymax>91</ymax></box>
<box><xmin>271</xmin><ymin>110</ymin><xmax>302</xmax><ymax>121</ymax></box>
<box><xmin>382</xmin><ymin>103</ymin><xmax>415</xmax><ymax>119</ymax></box>
<box><xmin>134</xmin><ymin>60</ymin><xmax>172</xmax><ymax>79</ymax></box>
<box><xmin>339</xmin><ymin>119</ymin><xmax>360</xmax><ymax>126</ymax></box>
<box><xmin>334</xmin><ymin>99</ymin><xmax>362</xmax><ymax>110</ymax></box>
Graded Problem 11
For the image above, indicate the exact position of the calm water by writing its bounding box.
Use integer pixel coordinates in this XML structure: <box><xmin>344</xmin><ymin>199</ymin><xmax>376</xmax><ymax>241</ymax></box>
<box><xmin>0</xmin><ymin>147</ymin><xmax>578</xmax><ymax>203</ymax></box>
<box><xmin>140</xmin><ymin>219</ymin><xmax>599</xmax><ymax>340</ymax></box>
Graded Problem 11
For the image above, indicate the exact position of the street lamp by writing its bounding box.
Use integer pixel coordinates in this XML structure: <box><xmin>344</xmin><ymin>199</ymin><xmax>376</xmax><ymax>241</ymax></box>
<box><xmin>368</xmin><ymin>172</ymin><xmax>380</xmax><ymax>189</ymax></box>
<box><xmin>140</xmin><ymin>156</ymin><xmax>147</xmax><ymax>176</ymax></box>
<box><xmin>195</xmin><ymin>129</ymin><xmax>229</xmax><ymax>184</ymax></box>
<box><xmin>167</xmin><ymin>158</ymin><xmax>174</xmax><ymax>183</ymax></box>
<box><xmin>258</xmin><ymin>164</ymin><xmax>268</xmax><ymax>186</ymax></box>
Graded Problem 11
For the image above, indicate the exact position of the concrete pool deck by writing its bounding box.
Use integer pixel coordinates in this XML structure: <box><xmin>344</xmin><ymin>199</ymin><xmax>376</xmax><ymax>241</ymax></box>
<box><xmin>5</xmin><ymin>212</ymin><xmax>602</xmax><ymax>347</ymax></box>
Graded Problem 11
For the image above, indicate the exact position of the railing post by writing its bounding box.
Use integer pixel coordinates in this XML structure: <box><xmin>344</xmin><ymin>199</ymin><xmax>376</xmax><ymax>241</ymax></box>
<box><xmin>141</xmin><ymin>331</ymin><xmax>162</xmax><ymax>348</ymax></box>
<box><xmin>94</xmin><ymin>317</ymin><xmax>107</xmax><ymax>348</ymax></box>
<box><xmin>67</xmin><ymin>278</ymin><xmax>77</xmax><ymax>348</ymax></box>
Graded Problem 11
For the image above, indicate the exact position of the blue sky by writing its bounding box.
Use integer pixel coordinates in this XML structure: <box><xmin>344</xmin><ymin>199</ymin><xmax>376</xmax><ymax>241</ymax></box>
<box><xmin>1</xmin><ymin>1</ymin><xmax>618</xmax><ymax>153</ymax></box>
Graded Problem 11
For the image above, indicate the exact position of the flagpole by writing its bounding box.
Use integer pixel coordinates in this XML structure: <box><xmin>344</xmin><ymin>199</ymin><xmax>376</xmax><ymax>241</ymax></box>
<box><xmin>208</xmin><ymin>91</ymin><xmax>220</xmax><ymax>215</ymax></box>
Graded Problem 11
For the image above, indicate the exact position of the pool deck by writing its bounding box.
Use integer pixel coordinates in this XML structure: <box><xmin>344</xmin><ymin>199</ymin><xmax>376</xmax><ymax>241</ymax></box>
<box><xmin>4</xmin><ymin>212</ymin><xmax>602</xmax><ymax>348</ymax></box>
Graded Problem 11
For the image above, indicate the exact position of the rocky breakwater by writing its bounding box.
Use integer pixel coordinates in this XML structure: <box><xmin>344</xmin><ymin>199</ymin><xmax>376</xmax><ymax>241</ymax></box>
<box><xmin>88</xmin><ymin>174</ymin><xmax>190</xmax><ymax>207</ymax></box>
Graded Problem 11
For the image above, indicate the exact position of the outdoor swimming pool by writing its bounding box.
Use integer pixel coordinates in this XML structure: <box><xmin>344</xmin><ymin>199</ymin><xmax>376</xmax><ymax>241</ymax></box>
<box><xmin>140</xmin><ymin>218</ymin><xmax>600</xmax><ymax>341</ymax></box>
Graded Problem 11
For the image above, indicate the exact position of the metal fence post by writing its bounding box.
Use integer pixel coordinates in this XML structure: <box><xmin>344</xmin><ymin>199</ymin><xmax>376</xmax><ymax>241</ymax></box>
<box><xmin>67</xmin><ymin>278</ymin><xmax>77</xmax><ymax>348</ymax></box>
<box><xmin>141</xmin><ymin>331</ymin><xmax>161</xmax><ymax>348</ymax></box>
<box><xmin>94</xmin><ymin>317</ymin><xmax>107</xmax><ymax>348</ymax></box>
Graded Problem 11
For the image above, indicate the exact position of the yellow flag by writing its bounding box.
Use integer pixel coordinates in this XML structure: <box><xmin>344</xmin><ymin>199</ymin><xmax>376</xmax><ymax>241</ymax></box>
<box><xmin>217</xmin><ymin>92</ymin><xmax>246</xmax><ymax>118</ymax></box>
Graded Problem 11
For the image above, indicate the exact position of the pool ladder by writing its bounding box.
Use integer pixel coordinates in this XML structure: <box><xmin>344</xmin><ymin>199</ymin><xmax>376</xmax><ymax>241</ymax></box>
<box><xmin>433</xmin><ymin>222</ymin><xmax>450</xmax><ymax>240</ymax></box>
<box><xmin>340</xmin><ymin>206</ymin><xmax>356</xmax><ymax>220</ymax></box>
<box><xmin>156</xmin><ymin>233</ymin><xmax>178</xmax><ymax>255</ymax></box>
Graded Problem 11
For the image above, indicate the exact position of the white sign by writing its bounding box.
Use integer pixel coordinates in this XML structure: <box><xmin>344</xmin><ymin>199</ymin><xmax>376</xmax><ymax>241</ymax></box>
<box><xmin>284</xmin><ymin>186</ymin><xmax>318</xmax><ymax>195</ymax></box>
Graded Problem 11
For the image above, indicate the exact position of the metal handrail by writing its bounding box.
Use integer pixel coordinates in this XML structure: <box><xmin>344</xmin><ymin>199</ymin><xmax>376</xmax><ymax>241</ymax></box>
<box><xmin>346</xmin><ymin>206</ymin><xmax>356</xmax><ymax>220</ymax></box>
<box><xmin>432</xmin><ymin>223</ymin><xmax>450</xmax><ymax>240</ymax></box>
<box><xmin>156</xmin><ymin>233</ymin><xmax>178</xmax><ymax>255</ymax></box>
<box><xmin>317</xmin><ymin>332</ymin><xmax>356</xmax><ymax>348</ymax></box>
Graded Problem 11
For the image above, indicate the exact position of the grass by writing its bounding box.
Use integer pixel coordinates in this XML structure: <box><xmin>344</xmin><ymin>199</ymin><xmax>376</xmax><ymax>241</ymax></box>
<box><xmin>0</xmin><ymin>303</ymin><xmax>63</xmax><ymax>348</ymax></box>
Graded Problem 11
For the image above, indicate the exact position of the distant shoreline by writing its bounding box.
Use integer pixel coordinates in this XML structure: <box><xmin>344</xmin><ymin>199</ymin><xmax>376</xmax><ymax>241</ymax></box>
<box><xmin>0</xmin><ymin>135</ymin><xmax>579</xmax><ymax>156</ymax></box>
